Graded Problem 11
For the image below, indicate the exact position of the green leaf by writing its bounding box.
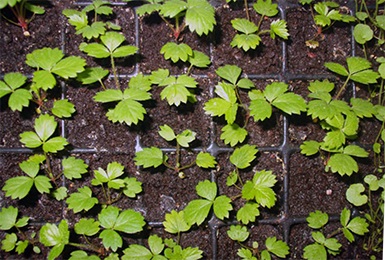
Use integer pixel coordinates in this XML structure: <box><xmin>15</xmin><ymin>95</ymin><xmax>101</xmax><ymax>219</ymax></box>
<box><xmin>364</xmin><ymin>174</ymin><xmax>381</xmax><ymax>191</ymax></box>
<box><xmin>52</xmin><ymin>56</ymin><xmax>86</xmax><ymax>79</ymax></box>
<box><xmin>62</xmin><ymin>157</ymin><xmax>88</xmax><ymax>180</ymax></box>
<box><xmin>350</xmin><ymin>98</ymin><xmax>375</xmax><ymax>118</ymax></box>
<box><xmin>163</xmin><ymin>210</ymin><xmax>190</xmax><ymax>234</ymax></box>
<box><xmin>114</xmin><ymin>209</ymin><xmax>146</xmax><ymax>234</ymax></box>
<box><xmin>77</xmin><ymin>22</ymin><xmax>106</xmax><ymax>39</ymax></box>
<box><xmin>231</xmin><ymin>33</ymin><xmax>261</xmax><ymax>51</ymax></box>
<box><xmin>52</xmin><ymin>99</ymin><xmax>76</xmax><ymax>118</ymax></box>
<box><xmin>303</xmin><ymin>243</ymin><xmax>327</xmax><ymax>260</ymax></box>
<box><xmin>249</xmin><ymin>98</ymin><xmax>272</xmax><ymax>121</ymax></box>
<box><xmin>34</xmin><ymin>175</ymin><xmax>52</xmax><ymax>194</ymax></box>
<box><xmin>327</xmin><ymin>153</ymin><xmax>358</xmax><ymax>176</ymax></box>
<box><xmin>159</xmin><ymin>0</ymin><xmax>187</xmax><ymax>18</ymax></box>
<box><xmin>43</xmin><ymin>137</ymin><xmax>68</xmax><ymax>153</ymax></box>
<box><xmin>3</xmin><ymin>176</ymin><xmax>34</xmax><ymax>199</ymax></box>
<box><xmin>66</xmin><ymin>186</ymin><xmax>98</xmax><ymax>213</ymax></box>
<box><xmin>184</xmin><ymin>51</ymin><xmax>208</xmax><ymax>69</ymax></box>
<box><xmin>196</xmin><ymin>152</ymin><xmax>217</xmax><ymax>168</ymax></box>
<box><xmin>0</xmin><ymin>206</ymin><xmax>19</xmax><ymax>230</ymax></box>
<box><xmin>237</xmin><ymin>248</ymin><xmax>256</xmax><ymax>260</ymax></box>
<box><xmin>34</xmin><ymin>114</ymin><xmax>57</xmax><ymax>142</ymax></box>
<box><xmin>324</xmin><ymin>62</ymin><xmax>348</xmax><ymax>77</ymax></box>
<box><xmin>226</xmin><ymin>171</ymin><xmax>238</xmax><ymax>187</ymax></box>
<box><xmin>122</xmin><ymin>244</ymin><xmax>153</xmax><ymax>260</ymax></box>
<box><xmin>227</xmin><ymin>225</ymin><xmax>249</xmax><ymax>242</ymax></box>
<box><xmin>160</xmin><ymin>42</ymin><xmax>193</xmax><ymax>63</ymax></box>
<box><xmin>183</xmin><ymin>199</ymin><xmax>212</xmax><ymax>226</ymax></box>
<box><xmin>94</xmin><ymin>89</ymin><xmax>123</xmax><ymax>103</ymax></box>
<box><xmin>270</xmin><ymin>19</ymin><xmax>289</xmax><ymax>40</ymax></box>
<box><xmin>220</xmin><ymin>123</ymin><xmax>248</xmax><ymax>147</ymax></box>
<box><xmin>148</xmin><ymin>235</ymin><xmax>165</xmax><ymax>256</ymax></box>
<box><xmin>52</xmin><ymin>187</ymin><xmax>67</xmax><ymax>201</ymax></box>
<box><xmin>343</xmin><ymin>145</ymin><xmax>368</xmax><ymax>158</ymax></box>
<box><xmin>40</xmin><ymin>220</ymin><xmax>70</xmax><ymax>248</ymax></box>
<box><xmin>272</xmin><ymin>92</ymin><xmax>306</xmax><ymax>115</ymax></box>
<box><xmin>196</xmin><ymin>179</ymin><xmax>216</xmax><ymax>201</ymax></box>
<box><xmin>176</xmin><ymin>129</ymin><xmax>196</xmax><ymax>147</ymax></box>
<box><xmin>135</xmin><ymin>147</ymin><xmax>164</xmax><ymax>168</ymax></box>
<box><xmin>307</xmin><ymin>210</ymin><xmax>328</xmax><ymax>229</ymax></box>
<box><xmin>230</xmin><ymin>144</ymin><xmax>258</xmax><ymax>169</ymax></box>
<box><xmin>123</xmin><ymin>177</ymin><xmax>142</xmax><ymax>198</ymax></box>
<box><xmin>265</xmin><ymin>237</ymin><xmax>290</xmax><ymax>258</ymax></box>
<box><xmin>213</xmin><ymin>195</ymin><xmax>232</xmax><ymax>220</ymax></box>
<box><xmin>1</xmin><ymin>233</ymin><xmax>17</xmax><ymax>252</ymax></box>
<box><xmin>346</xmin><ymin>183</ymin><xmax>368</xmax><ymax>206</ymax></box>
<box><xmin>253</xmin><ymin>0</ymin><xmax>278</xmax><ymax>17</ymax></box>
<box><xmin>74</xmin><ymin>218</ymin><xmax>100</xmax><ymax>236</ymax></box>
<box><xmin>242</xmin><ymin>170</ymin><xmax>277</xmax><ymax>208</ymax></box>
<box><xmin>106</xmin><ymin>99</ymin><xmax>147</xmax><ymax>126</ymax></box>
<box><xmin>346</xmin><ymin>217</ymin><xmax>369</xmax><ymax>236</ymax></box>
<box><xmin>26</xmin><ymin>47</ymin><xmax>64</xmax><ymax>71</ymax></box>
<box><xmin>31</xmin><ymin>71</ymin><xmax>55</xmax><ymax>91</ymax></box>
<box><xmin>185</xmin><ymin>0</ymin><xmax>216</xmax><ymax>35</ymax></box>
<box><xmin>19</xmin><ymin>160</ymin><xmax>39</xmax><ymax>178</ymax></box>
<box><xmin>322</xmin><ymin>130</ymin><xmax>345</xmax><ymax>150</ymax></box>
<box><xmin>160</xmin><ymin>83</ymin><xmax>192</xmax><ymax>106</ymax></box>
<box><xmin>231</xmin><ymin>18</ymin><xmax>258</xmax><ymax>34</ymax></box>
<box><xmin>159</xmin><ymin>124</ymin><xmax>176</xmax><ymax>141</ymax></box>
<box><xmin>264</xmin><ymin>82</ymin><xmax>287</xmax><ymax>102</ymax></box>
<box><xmin>300</xmin><ymin>140</ymin><xmax>321</xmax><ymax>156</ymax></box>
<box><xmin>236</xmin><ymin>202</ymin><xmax>260</xmax><ymax>225</ymax></box>
<box><xmin>353</xmin><ymin>24</ymin><xmax>373</xmax><ymax>44</ymax></box>
<box><xmin>77</xmin><ymin>67</ymin><xmax>109</xmax><ymax>85</ymax></box>
<box><xmin>81</xmin><ymin>42</ymin><xmax>110</xmax><ymax>58</ymax></box>
<box><xmin>216</xmin><ymin>65</ymin><xmax>242</xmax><ymax>85</ymax></box>
<box><xmin>164</xmin><ymin>245</ymin><xmax>203</xmax><ymax>260</ymax></box>
<box><xmin>99</xmin><ymin>229</ymin><xmax>122</xmax><ymax>252</ymax></box>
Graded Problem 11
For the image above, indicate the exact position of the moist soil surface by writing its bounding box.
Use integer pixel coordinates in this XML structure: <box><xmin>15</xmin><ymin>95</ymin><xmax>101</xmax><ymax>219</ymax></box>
<box><xmin>0</xmin><ymin>0</ymin><xmax>383</xmax><ymax>259</ymax></box>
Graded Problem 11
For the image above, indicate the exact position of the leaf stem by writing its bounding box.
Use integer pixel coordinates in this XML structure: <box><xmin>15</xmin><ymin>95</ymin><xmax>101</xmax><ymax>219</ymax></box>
<box><xmin>244</xmin><ymin>0</ymin><xmax>250</xmax><ymax>21</ymax></box>
<box><xmin>335</xmin><ymin>74</ymin><xmax>351</xmax><ymax>100</ymax></box>
<box><xmin>110</xmin><ymin>55</ymin><xmax>120</xmax><ymax>89</ymax></box>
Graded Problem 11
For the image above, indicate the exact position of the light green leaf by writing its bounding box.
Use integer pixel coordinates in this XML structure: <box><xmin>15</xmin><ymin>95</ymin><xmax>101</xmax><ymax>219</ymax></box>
<box><xmin>52</xmin><ymin>99</ymin><xmax>76</xmax><ymax>118</ymax></box>
<box><xmin>34</xmin><ymin>114</ymin><xmax>57</xmax><ymax>142</ymax></box>
<box><xmin>303</xmin><ymin>243</ymin><xmax>327</xmax><ymax>260</ymax></box>
<box><xmin>52</xmin><ymin>187</ymin><xmax>67</xmax><ymax>201</ymax></box>
<box><xmin>196</xmin><ymin>152</ymin><xmax>217</xmax><ymax>168</ymax></box>
<box><xmin>307</xmin><ymin>210</ymin><xmax>328</xmax><ymax>229</ymax></box>
<box><xmin>324</xmin><ymin>62</ymin><xmax>349</xmax><ymax>77</ymax></box>
<box><xmin>52</xmin><ymin>56</ymin><xmax>86</xmax><ymax>79</ymax></box>
<box><xmin>346</xmin><ymin>217</ymin><xmax>369</xmax><ymax>235</ymax></box>
<box><xmin>249</xmin><ymin>98</ymin><xmax>272</xmax><ymax>121</ymax></box>
<box><xmin>236</xmin><ymin>202</ymin><xmax>260</xmax><ymax>225</ymax></box>
<box><xmin>220</xmin><ymin>123</ymin><xmax>248</xmax><ymax>147</ymax></box>
<box><xmin>26</xmin><ymin>47</ymin><xmax>64</xmax><ymax>71</ymax></box>
<box><xmin>183</xmin><ymin>199</ymin><xmax>212</xmax><ymax>226</ymax></box>
<box><xmin>40</xmin><ymin>220</ymin><xmax>70</xmax><ymax>247</ymax></box>
<box><xmin>34</xmin><ymin>175</ymin><xmax>52</xmax><ymax>194</ymax></box>
<box><xmin>19</xmin><ymin>131</ymin><xmax>41</xmax><ymax>148</ymax></box>
<box><xmin>216</xmin><ymin>65</ymin><xmax>242</xmax><ymax>85</ymax></box>
<box><xmin>242</xmin><ymin>170</ymin><xmax>277</xmax><ymax>208</ymax></box>
<box><xmin>343</xmin><ymin>145</ymin><xmax>368</xmax><ymax>158</ymax></box>
<box><xmin>327</xmin><ymin>153</ymin><xmax>358</xmax><ymax>176</ymax></box>
<box><xmin>160</xmin><ymin>42</ymin><xmax>193</xmax><ymax>63</ymax></box>
<box><xmin>176</xmin><ymin>129</ymin><xmax>196</xmax><ymax>147</ymax></box>
<box><xmin>253</xmin><ymin>0</ymin><xmax>278</xmax><ymax>17</ymax></box>
<box><xmin>81</xmin><ymin>43</ymin><xmax>110</xmax><ymax>58</ymax></box>
<box><xmin>62</xmin><ymin>157</ymin><xmax>88</xmax><ymax>180</ymax></box>
<box><xmin>231</xmin><ymin>18</ymin><xmax>258</xmax><ymax>34</ymax></box>
<box><xmin>74</xmin><ymin>218</ymin><xmax>100</xmax><ymax>236</ymax></box>
<box><xmin>272</xmin><ymin>93</ymin><xmax>306</xmax><ymax>115</ymax></box>
<box><xmin>148</xmin><ymin>235</ymin><xmax>165</xmax><ymax>255</ymax></box>
<box><xmin>77</xmin><ymin>67</ymin><xmax>109</xmax><ymax>85</ymax></box>
<box><xmin>185</xmin><ymin>0</ymin><xmax>216</xmax><ymax>35</ymax></box>
<box><xmin>77</xmin><ymin>22</ymin><xmax>106</xmax><ymax>39</ymax></box>
<box><xmin>1</xmin><ymin>233</ymin><xmax>17</xmax><ymax>252</ymax></box>
<box><xmin>270</xmin><ymin>19</ymin><xmax>289</xmax><ymax>40</ymax></box>
<box><xmin>66</xmin><ymin>186</ymin><xmax>98</xmax><ymax>213</ymax></box>
<box><xmin>114</xmin><ymin>209</ymin><xmax>145</xmax><ymax>234</ymax></box>
<box><xmin>346</xmin><ymin>183</ymin><xmax>368</xmax><ymax>206</ymax></box>
<box><xmin>122</xmin><ymin>177</ymin><xmax>142</xmax><ymax>198</ymax></box>
<box><xmin>3</xmin><ymin>176</ymin><xmax>34</xmax><ymax>199</ymax></box>
<box><xmin>300</xmin><ymin>140</ymin><xmax>321</xmax><ymax>156</ymax></box>
<box><xmin>135</xmin><ymin>147</ymin><xmax>164</xmax><ymax>168</ymax></box>
<box><xmin>42</xmin><ymin>137</ymin><xmax>68</xmax><ymax>153</ymax></box>
<box><xmin>213</xmin><ymin>195</ymin><xmax>232</xmax><ymax>220</ymax></box>
<box><xmin>230</xmin><ymin>144</ymin><xmax>258</xmax><ymax>169</ymax></box>
<box><xmin>159</xmin><ymin>124</ymin><xmax>176</xmax><ymax>141</ymax></box>
<box><xmin>265</xmin><ymin>237</ymin><xmax>290</xmax><ymax>258</ymax></box>
<box><xmin>106</xmin><ymin>99</ymin><xmax>147</xmax><ymax>126</ymax></box>
<box><xmin>99</xmin><ymin>229</ymin><xmax>122</xmax><ymax>252</ymax></box>
<box><xmin>163</xmin><ymin>210</ymin><xmax>190</xmax><ymax>234</ymax></box>
<box><xmin>0</xmin><ymin>206</ymin><xmax>18</xmax><ymax>230</ymax></box>
<box><xmin>227</xmin><ymin>225</ymin><xmax>249</xmax><ymax>242</ymax></box>
<box><xmin>353</xmin><ymin>24</ymin><xmax>373</xmax><ymax>44</ymax></box>
<box><xmin>188</xmin><ymin>50</ymin><xmax>211</xmax><ymax>68</ymax></box>
<box><xmin>231</xmin><ymin>33</ymin><xmax>261</xmax><ymax>51</ymax></box>
<box><xmin>122</xmin><ymin>244</ymin><xmax>152</xmax><ymax>260</ymax></box>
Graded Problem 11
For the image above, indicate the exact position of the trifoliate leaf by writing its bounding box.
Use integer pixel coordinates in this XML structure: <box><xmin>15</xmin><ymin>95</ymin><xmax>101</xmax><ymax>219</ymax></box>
<box><xmin>265</xmin><ymin>237</ymin><xmax>290</xmax><ymax>258</ymax></box>
<box><xmin>236</xmin><ymin>202</ymin><xmax>260</xmax><ymax>225</ymax></box>
<box><xmin>66</xmin><ymin>186</ymin><xmax>98</xmax><ymax>213</ymax></box>
<box><xmin>227</xmin><ymin>225</ymin><xmax>249</xmax><ymax>242</ymax></box>
<box><xmin>220</xmin><ymin>123</ymin><xmax>247</xmax><ymax>147</ymax></box>
<box><xmin>346</xmin><ymin>183</ymin><xmax>368</xmax><ymax>206</ymax></box>
<box><xmin>135</xmin><ymin>147</ymin><xmax>164</xmax><ymax>168</ymax></box>
<box><xmin>230</xmin><ymin>144</ymin><xmax>258</xmax><ymax>169</ymax></box>
<box><xmin>40</xmin><ymin>220</ymin><xmax>70</xmax><ymax>247</ymax></box>
<box><xmin>242</xmin><ymin>170</ymin><xmax>277</xmax><ymax>208</ymax></box>
<box><xmin>327</xmin><ymin>153</ymin><xmax>358</xmax><ymax>176</ymax></box>
<box><xmin>160</xmin><ymin>42</ymin><xmax>193</xmax><ymax>63</ymax></box>
<box><xmin>196</xmin><ymin>152</ymin><xmax>217</xmax><ymax>168</ymax></box>
<box><xmin>62</xmin><ymin>157</ymin><xmax>88</xmax><ymax>180</ymax></box>
<box><xmin>307</xmin><ymin>210</ymin><xmax>328</xmax><ymax>229</ymax></box>
<box><xmin>43</xmin><ymin>137</ymin><xmax>68</xmax><ymax>153</ymax></box>
<box><xmin>74</xmin><ymin>218</ymin><xmax>100</xmax><ymax>236</ymax></box>
<box><xmin>52</xmin><ymin>99</ymin><xmax>76</xmax><ymax>118</ymax></box>
<box><xmin>163</xmin><ymin>210</ymin><xmax>190</xmax><ymax>234</ymax></box>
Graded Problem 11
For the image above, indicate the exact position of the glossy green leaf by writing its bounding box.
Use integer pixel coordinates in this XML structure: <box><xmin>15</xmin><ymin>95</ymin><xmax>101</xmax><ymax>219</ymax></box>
<box><xmin>66</xmin><ymin>186</ymin><xmax>98</xmax><ymax>213</ymax></box>
<box><xmin>227</xmin><ymin>225</ymin><xmax>249</xmax><ymax>242</ymax></box>
<box><xmin>135</xmin><ymin>147</ymin><xmax>164</xmax><ymax>168</ymax></box>
<box><xmin>230</xmin><ymin>144</ymin><xmax>258</xmax><ymax>169</ymax></box>
<box><xmin>220</xmin><ymin>123</ymin><xmax>248</xmax><ymax>147</ymax></box>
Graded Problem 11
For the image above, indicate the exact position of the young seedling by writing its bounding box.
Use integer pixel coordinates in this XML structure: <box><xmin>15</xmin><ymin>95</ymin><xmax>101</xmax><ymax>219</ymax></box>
<box><xmin>0</xmin><ymin>0</ymin><xmax>45</xmax><ymax>36</ymax></box>
<box><xmin>227</xmin><ymin>225</ymin><xmax>290</xmax><ymax>259</ymax></box>
<box><xmin>150</xmin><ymin>68</ymin><xmax>198</xmax><ymax>106</ymax></box>
<box><xmin>0</xmin><ymin>206</ymin><xmax>41</xmax><ymax>255</ymax></box>
<box><xmin>63</xmin><ymin>0</ymin><xmax>119</xmax><ymax>40</ymax></box>
<box><xmin>230</xmin><ymin>0</ymin><xmax>289</xmax><ymax>52</ymax></box>
<box><xmin>0</xmin><ymin>72</ymin><xmax>31</xmax><ymax>112</ymax></box>
<box><xmin>80</xmin><ymin>31</ymin><xmax>138</xmax><ymax>89</ymax></box>
<box><xmin>133</xmin><ymin>0</ymin><xmax>216</xmax><ymax>41</ymax></box>
<box><xmin>301</xmin><ymin>79</ymin><xmax>371</xmax><ymax>176</ymax></box>
<box><xmin>93</xmin><ymin>73</ymin><xmax>152</xmax><ymax>126</ymax></box>
<box><xmin>303</xmin><ymin>209</ymin><xmax>369</xmax><ymax>260</ymax></box>
<box><xmin>298</xmin><ymin>0</ymin><xmax>354</xmax><ymax>48</ymax></box>
<box><xmin>134</xmin><ymin>124</ymin><xmax>216</xmax><ymax>178</ymax></box>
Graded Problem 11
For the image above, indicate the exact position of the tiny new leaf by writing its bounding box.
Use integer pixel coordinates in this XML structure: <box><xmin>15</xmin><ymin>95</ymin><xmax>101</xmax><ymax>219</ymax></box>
<box><xmin>196</xmin><ymin>152</ymin><xmax>217</xmax><ymax>168</ymax></box>
<box><xmin>227</xmin><ymin>225</ymin><xmax>249</xmax><ymax>242</ymax></box>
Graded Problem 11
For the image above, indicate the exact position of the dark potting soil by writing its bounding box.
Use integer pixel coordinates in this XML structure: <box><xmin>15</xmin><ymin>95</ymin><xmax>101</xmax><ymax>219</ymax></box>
<box><xmin>0</xmin><ymin>0</ymin><xmax>383</xmax><ymax>259</ymax></box>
